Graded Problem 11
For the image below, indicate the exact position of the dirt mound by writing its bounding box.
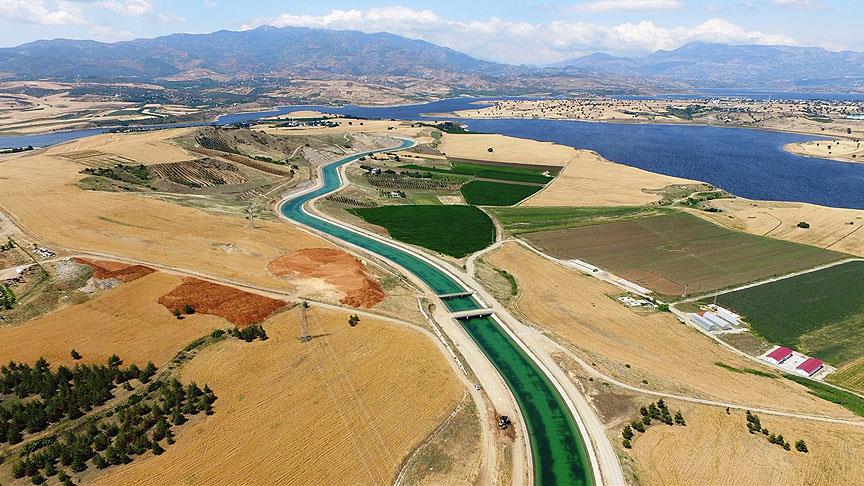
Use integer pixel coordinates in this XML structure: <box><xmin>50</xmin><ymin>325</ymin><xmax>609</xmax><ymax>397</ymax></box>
<box><xmin>158</xmin><ymin>277</ymin><xmax>289</xmax><ymax>327</ymax></box>
<box><xmin>268</xmin><ymin>248</ymin><xmax>385</xmax><ymax>308</ymax></box>
<box><xmin>74</xmin><ymin>258</ymin><xmax>156</xmax><ymax>282</ymax></box>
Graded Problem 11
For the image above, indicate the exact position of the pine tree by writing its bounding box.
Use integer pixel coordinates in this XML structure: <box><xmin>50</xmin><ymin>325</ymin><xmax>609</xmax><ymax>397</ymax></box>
<box><xmin>151</xmin><ymin>440</ymin><xmax>165</xmax><ymax>456</ymax></box>
<box><xmin>622</xmin><ymin>425</ymin><xmax>634</xmax><ymax>440</ymax></box>
<box><xmin>674</xmin><ymin>410</ymin><xmax>686</xmax><ymax>426</ymax></box>
<box><xmin>70</xmin><ymin>350</ymin><xmax>82</xmax><ymax>360</ymax></box>
<box><xmin>795</xmin><ymin>439</ymin><xmax>808</xmax><ymax>453</ymax></box>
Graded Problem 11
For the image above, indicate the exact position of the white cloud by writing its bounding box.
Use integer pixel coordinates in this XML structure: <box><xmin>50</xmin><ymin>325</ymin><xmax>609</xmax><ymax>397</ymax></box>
<box><xmin>88</xmin><ymin>24</ymin><xmax>133</xmax><ymax>41</ymax></box>
<box><xmin>771</xmin><ymin>0</ymin><xmax>824</xmax><ymax>10</ymax></box>
<box><xmin>95</xmin><ymin>0</ymin><xmax>181</xmax><ymax>24</ymax></box>
<box><xmin>244</xmin><ymin>6</ymin><xmax>798</xmax><ymax>64</ymax></box>
<box><xmin>0</xmin><ymin>0</ymin><xmax>86</xmax><ymax>25</ymax></box>
<box><xmin>572</xmin><ymin>0</ymin><xmax>682</xmax><ymax>13</ymax></box>
<box><xmin>98</xmin><ymin>0</ymin><xmax>153</xmax><ymax>17</ymax></box>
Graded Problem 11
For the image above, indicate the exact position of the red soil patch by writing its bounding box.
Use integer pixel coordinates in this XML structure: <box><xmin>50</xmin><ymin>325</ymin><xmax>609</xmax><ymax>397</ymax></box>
<box><xmin>158</xmin><ymin>278</ymin><xmax>289</xmax><ymax>327</ymax></box>
<box><xmin>74</xmin><ymin>257</ymin><xmax>156</xmax><ymax>282</ymax></box>
<box><xmin>268</xmin><ymin>248</ymin><xmax>385</xmax><ymax>308</ymax></box>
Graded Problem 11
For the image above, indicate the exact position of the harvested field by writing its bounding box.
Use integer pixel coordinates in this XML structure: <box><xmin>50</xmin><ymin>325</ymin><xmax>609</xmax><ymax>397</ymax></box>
<box><xmin>830</xmin><ymin>357</ymin><xmax>864</xmax><ymax>394</ymax></box>
<box><xmin>524</xmin><ymin>212</ymin><xmax>844</xmax><ymax>296</ymax></box>
<box><xmin>490</xmin><ymin>205</ymin><xmax>674</xmax><ymax>235</ymax></box>
<box><xmin>157</xmin><ymin>277</ymin><xmax>290</xmax><ymax>327</ymax></box>
<box><xmin>269</xmin><ymin>248</ymin><xmax>385</xmax><ymax>308</ymax></box>
<box><xmin>0</xmin><ymin>143</ymin><xmax>342</xmax><ymax>297</ymax></box>
<box><xmin>58</xmin><ymin>150</ymin><xmax>138</xmax><ymax>167</ymax></box>
<box><xmin>714</xmin><ymin>262</ymin><xmax>864</xmax><ymax>382</ymax></box>
<box><xmin>349</xmin><ymin>205</ymin><xmax>496</xmax><ymax>258</ymax></box>
<box><xmin>74</xmin><ymin>257</ymin><xmax>155</xmax><ymax>282</ymax></box>
<box><xmin>0</xmin><ymin>272</ymin><xmax>222</xmax><ymax>368</ymax></box>
<box><xmin>630</xmin><ymin>403</ymin><xmax>864</xmax><ymax>485</ymax></box>
<box><xmin>45</xmin><ymin>128</ymin><xmax>196</xmax><ymax>164</ymax></box>
<box><xmin>522</xmin><ymin>150</ymin><xmax>694</xmax><ymax>207</ymax></box>
<box><xmin>438</xmin><ymin>133</ymin><xmax>575</xmax><ymax>166</ymax></box>
<box><xmin>693</xmin><ymin>198</ymin><xmax>864</xmax><ymax>258</ymax></box>
<box><xmin>460</xmin><ymin>180</ymin><xmax>542</xmax><ymax>206</ymax></box>
<box><xmin>90</xmin><ymin>306</ymin><xmax>464</xmax><ymax>486</ymax></box>
<box><xmin>150</xmin><ymin>158</ymin><xmax>249</xmax><ymax>187</ymax></box>
<box><xmin>484</xmin><ymin>242</ymin><xmax>855</xmax><ymax>417</ymax></box>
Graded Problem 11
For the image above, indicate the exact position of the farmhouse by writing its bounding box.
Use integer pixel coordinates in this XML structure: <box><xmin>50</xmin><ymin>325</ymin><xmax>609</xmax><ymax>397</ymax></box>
<box><xmin>796</xmin><ymin>357</ymin><xmax>825</xmax><ymax>377</ymax></box>
<box><xmin>765</xmin><ymin>346</ymin><xmax>793</xmax><ymax>365</ymax></box>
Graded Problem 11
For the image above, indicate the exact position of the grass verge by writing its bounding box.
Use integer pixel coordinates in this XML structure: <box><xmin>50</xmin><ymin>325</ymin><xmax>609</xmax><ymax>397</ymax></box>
<box><xmin>785</xmin><ymin>374</ymin><xmax>864</xmax><ymax>417</ymax></box>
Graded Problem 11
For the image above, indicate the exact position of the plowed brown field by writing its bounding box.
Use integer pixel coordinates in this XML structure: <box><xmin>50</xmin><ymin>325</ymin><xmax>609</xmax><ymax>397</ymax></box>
<box><xmin>0</xmin><ymin>272</ymin><xmax>223</xmax><ymax>367</ymax></box>
<box><xmin>157</xmin><ymin>277</ymin><xmax>290</xmax><ymax>327</ymax></box>
<box><xmin>269</xmin><ymin>248</ymin><xmax>385</xmax><ymax>308</ymax></box>
<box><xmin>484</xmin><ymin>242</ymin><xmax>854</xmax><ymax>417</ymax></box>
<box><xmin>89</xmin><ymin>306</ymin><xmax>464</xmax><ymax>485</ymax></box>
<box><xmin>74</xmin><ymin>257</ymin><xmax>156</xmax><ymax>282</ymax></box>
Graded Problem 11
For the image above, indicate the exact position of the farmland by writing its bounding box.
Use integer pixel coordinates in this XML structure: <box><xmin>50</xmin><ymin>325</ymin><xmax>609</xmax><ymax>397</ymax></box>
<box><xmin>482</xmin><ymin>242</ymin><xmax>854</xmax><ymax>416</ymax></box>
<box><xmin>0</xmin><ymin>271</ymin><xmax>224</xmax><ymax>368</ymax></box>
<box><xmin>629</xmin><ymin>403</ymin><xmax>864</xmax><ymax>486</ymax></box>
<box><xmin>490</xmin><ymin>205</ymin><xmax>674</xmax><ymax>234</ymax></box>
<box><xmin>460</xmin><ymin>180</ymin><xmax>542</xmax><ymax>206</ymax></box>
<box><xmin>89</xmin><ymin>306</ymin><xmax>464</xmax><ymax>485</ymax></box>
<box><xmin>523</xmin><ymin>212</ymin><xmax>844</xmax><ymax>297</ymax></box>
<box><xmin>713</xmin><ymin>262</ymin><xmax>864</xmax><ymax>389</ymax></box>
<box><xmin>400</xmin><ymin>160</ymin><xmax>556</xmax><ymax>184</ymax></box>
<box><xmin>349</xmin><ymin>205</ymin><xmax>495</xmax><ymax>258</ymax></box>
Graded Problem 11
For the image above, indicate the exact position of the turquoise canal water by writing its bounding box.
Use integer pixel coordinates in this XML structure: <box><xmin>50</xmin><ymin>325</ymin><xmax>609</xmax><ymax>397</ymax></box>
<box><xmin>278</xmin><ymin>140</ymin><xmax>594</xmax><ymax>486</ymax></box>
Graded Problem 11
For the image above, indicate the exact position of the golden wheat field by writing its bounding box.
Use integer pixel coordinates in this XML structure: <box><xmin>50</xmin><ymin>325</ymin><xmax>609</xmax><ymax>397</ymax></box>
<box><xmin>89</xmin><ymin>306</ymin><xmax>464</xmax><ymax>485</ymax></box>
<box><xmin>522</xmin><ymin>150</ymin><xmax>695</xmax><ymax>207</ymax></box>
<box><xmin>630</xmin><ymin>402</ymin><xmax>864</xmax><ymax>485</ymax></box>
<box><xmin>0</xmin><ymin>272</ymin><xmax>223</xmax><ymax>368</ymax></box>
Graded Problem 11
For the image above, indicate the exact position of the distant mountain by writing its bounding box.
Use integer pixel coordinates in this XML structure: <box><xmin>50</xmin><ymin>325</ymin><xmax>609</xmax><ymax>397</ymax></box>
<box><xmin>554</xmin><ymin>42</ymin><xmax>864</xmax><ymax>90</ymax></box>
<box><xmin>0</xmin><ymin>26</ymin><xmax>507</xmax><ymax>81</ymax></box>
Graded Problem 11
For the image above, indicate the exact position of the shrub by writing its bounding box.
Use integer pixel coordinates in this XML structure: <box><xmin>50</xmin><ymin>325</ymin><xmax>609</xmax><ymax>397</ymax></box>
<box><xmin>795</xmin><ymin>439</ymin><xmax>808</xmax><ymax>453</ymax></box>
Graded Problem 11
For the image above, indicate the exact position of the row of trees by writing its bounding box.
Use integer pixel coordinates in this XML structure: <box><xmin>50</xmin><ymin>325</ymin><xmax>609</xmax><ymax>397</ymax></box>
<box><xmin>622</xmin><ymin>399</ymin><xmax>685</xmax><ymax>449</ymax></box>
<box><xmin>1</xmin><ymin>356</ymin><xmax>156</xmax><ymax>445</ymax></box>
<box><xmin>10</xmin><ymin>376</ymin><xmax>216</xmax><ymax>484</ymax></box>
<box><xmin>229</xmin><ymin>324</ymin><xmax>268</xmax><ymax>342</ymax></box>
<box><xmin>746</xmin><ymin>411</ymin><xmax>808</xmax><ymax>452</ymax></box>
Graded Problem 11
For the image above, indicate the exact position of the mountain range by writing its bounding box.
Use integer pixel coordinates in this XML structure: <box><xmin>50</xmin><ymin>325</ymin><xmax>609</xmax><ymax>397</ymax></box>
<box><xmin>0</xmin><ymin>26</ymin><xmax>861</xmax><ymax>93</ymax></box>
<box><xmin>554</xmin><ymin>41</ymin><xmax>864</xmax><ymax>91</ymax></box>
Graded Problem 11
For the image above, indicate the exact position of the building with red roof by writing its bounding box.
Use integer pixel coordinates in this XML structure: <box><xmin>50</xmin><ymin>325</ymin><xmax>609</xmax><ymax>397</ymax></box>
<box><xmin>765</xmin><ymin>346</ymin><xmax>793</xmax><ymax>364</ymax></box>
<box><xmin>796</xmin><ymin>357</ymin><xmax>824</xmax><ymax>377</ymax></box>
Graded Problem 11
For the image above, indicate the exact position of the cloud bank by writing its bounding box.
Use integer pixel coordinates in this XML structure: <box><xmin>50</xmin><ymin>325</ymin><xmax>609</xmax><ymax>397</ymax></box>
<box><xmin>245</xmin><ymin>6</ymin><xmax>798</xmax><ymax>65</ymax></box>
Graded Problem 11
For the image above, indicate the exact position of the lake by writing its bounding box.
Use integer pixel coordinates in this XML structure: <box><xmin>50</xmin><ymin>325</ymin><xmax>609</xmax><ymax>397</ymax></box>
<box><xmin>2</xmin><ymin>97</ymin><xmax>863</xmax><ymax>209</ymax></box>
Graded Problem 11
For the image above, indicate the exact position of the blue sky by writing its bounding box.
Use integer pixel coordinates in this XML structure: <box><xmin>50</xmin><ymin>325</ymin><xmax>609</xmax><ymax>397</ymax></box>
<box><xmin>0</xmin><ymin>1</ymin><xmax>860</xmax><ymax>64</ymax></box>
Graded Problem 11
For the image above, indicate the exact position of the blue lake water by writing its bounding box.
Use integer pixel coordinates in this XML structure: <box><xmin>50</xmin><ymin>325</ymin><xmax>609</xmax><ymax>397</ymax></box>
<box><xmin>2</xmin><ymin>96</ymin><xmax>863</xmax><ymax>209</ymax></box>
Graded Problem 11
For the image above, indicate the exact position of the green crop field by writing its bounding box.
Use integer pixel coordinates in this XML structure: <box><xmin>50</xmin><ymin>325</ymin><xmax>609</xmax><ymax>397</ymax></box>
<box><xmin>715</xmin><ymin>261</ymin><xmax>864</xmax><ymax>369</ymax></box>
<box><xmin>785</xmin><ymin>374</ymin><xmax>864</xmax><ymax>417</ymax></box>
<box><xmin>401</xmin><ymin>161</ymin><xmax>555</xmax><ymax>184</ymax></box>
<box><xmin>348</xmin><ymin>205</ymin><xmax>495</xmax><ymax>258</ymax></box>
<box><xmin>490</xmin><ymin>206</ymin><xmax>674</xmax><ymax>234</ymax></box>
<box><xmin>460</xmin><ymin>181</ymin><xmax>542</xmax><ymax>206</ymax></box>
<box><xmin>523</xmin><ymin>212</ymin><xmax>845</xmax><ymax>297</ymax></box>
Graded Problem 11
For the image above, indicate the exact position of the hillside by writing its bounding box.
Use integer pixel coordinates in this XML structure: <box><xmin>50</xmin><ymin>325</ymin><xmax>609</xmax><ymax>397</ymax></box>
<box><xmin>0</xmin><ymin>26</ymin><xmax>506</xmax><ymax>81</ymax></box>
<box><xmin>554</xmin><ymin>42</ymin><xmax>864</xmax><ymax>90</ymax></box>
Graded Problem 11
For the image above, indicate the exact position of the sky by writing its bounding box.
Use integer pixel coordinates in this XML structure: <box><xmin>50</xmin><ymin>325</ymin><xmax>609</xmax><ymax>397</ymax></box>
<box><xmin>0</xmin><ymin>1</ymin><xmax>860</xmax><ymax>65</ymax></box>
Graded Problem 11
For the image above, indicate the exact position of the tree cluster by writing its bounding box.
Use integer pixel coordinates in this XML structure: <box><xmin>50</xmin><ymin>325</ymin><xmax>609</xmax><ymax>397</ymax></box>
<box><xmin>229</xmin><ymin>324</ymin><xmax>268</xmax><ymax>342</ymax></box>
<box><xmin>1</xmin><ymin>356</ymin><xmax>157</xmax><ymax>446</ymax></box>
<box><xmin>746</xmin><ymin>410</ymin><xmax>807</xmax><ymax>452</ymax></box>
<box><xmin>622</xmin><ymin>399</ymin><xmax>685</xmax><ymax>448</ymax></box>
<box><xmin>0</xmin><ymin>284</ymin><xmax>15</xmax><ymax>310</ymax></box>
<box><xmin>9</xmin><ymin>376</ymin><xmax>216</xmax><ymax>483</ymax></box>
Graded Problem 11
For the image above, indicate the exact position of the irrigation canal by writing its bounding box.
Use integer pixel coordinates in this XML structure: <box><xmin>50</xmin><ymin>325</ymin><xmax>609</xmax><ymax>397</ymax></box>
<box><xmin>278</xmin><ymin>139</ymin><xmax>594</xmax><ymax>486</ymax></box>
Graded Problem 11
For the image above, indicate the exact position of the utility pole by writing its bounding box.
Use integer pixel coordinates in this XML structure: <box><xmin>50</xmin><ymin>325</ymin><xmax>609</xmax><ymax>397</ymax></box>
<box><xmin>298</xmin><ymin>301</ymin><xmax>311</xmax><ymax>343</ymax></box>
